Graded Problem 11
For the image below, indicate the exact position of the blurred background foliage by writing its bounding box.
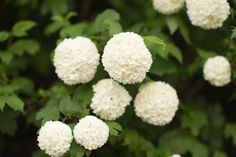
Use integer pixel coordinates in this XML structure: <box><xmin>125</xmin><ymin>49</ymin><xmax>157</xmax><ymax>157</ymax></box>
<box><xmin>0</xmin><ymin>0</ymin><xmax>236</xmax><ymax>157</ymax></box>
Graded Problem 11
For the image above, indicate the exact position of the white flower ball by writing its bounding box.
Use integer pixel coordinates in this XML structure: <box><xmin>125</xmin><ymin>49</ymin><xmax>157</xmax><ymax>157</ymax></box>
<box><xmin>37</xmin><ymin>121</ymin><xmax>73</xmax><ymax>157</ymax></box>
<box><xmin>152</xmin><ymin>0</ymin><xmax>185</xmax><ymax>15</ymax></box>
<box><xmin>203</xmin><ymin>56</ymin><xmax>231</xmax><ymax>86</ymax></box>
<box><xmin>90</xmin><ymin>79</ymin><xmax>132</xmax><ymax>120</ymax></box>
<box><xmin>186</xmin><ymin>0</ymin><xmax>230</xmax><ymax>29</ymax></box>
<box><xmin>73</xmin><ymin>115</ymin><xmax>109</xmax><ymax>150</ymax></box>
<box><xmin>53</xmin><ymin>37</ymin><xmax>100</xmax><ymax>85</ymax></box>
<box><xmin>134</xmin><ymin>81</ymin><xmax>179</xmax><ymax>126</ymax></box>
<box><xmin>102</xmin><ymin>32</ymin><xmax>153</xmax><ymax>84</ymax></box>
<box><xmin>171</xmin><ymin>154</ymin><xmax>181</xmax><ymax>157</ymax></box>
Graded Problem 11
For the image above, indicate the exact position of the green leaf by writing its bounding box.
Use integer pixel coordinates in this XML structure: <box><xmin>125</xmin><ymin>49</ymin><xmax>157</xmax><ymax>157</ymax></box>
<box><xmin>166</xmin><ymin>42</ymin><xmax>183</xmax><ymax>63</ymax></box>
<box><xmin>106</xmin><ymin>121</ymin><xmax>122</xmax><ymax>136</ymax></box>
<box><xmin>197</xmin><ymin>49</ymin><xmax>217</xmax><ymax>60</ymax></box>
<box><xmin>70</xmin><ymin>142</ymin><xmax>86</xmax><ymax>157</ymax></box>
<box><xmin>12</xmin><ymin>21</ymin><xmax>36</xmax><ymax>37</ymax></box>
<box><xmin>150</xmin><ymin>56</ymin><xmax>177</xmax><ymax>76</ymax></box>
<box><xmin>143</xmin><ymin>36</ymin><xmax>166</xmax><ymax>50</ymax></box>
<box><xmin>45</xmin><ymin>22</ymin><xmax>68</xmax><ymax>35</ymax></box>
<box><xmin>0</xmin><ymin>51</ymin><xmax>13</xmax><ymax>64</ymax></box>
<box><xmin>8</xmin><ymin>39</ymin><xmax>40</xmax><ymax>56</ymax></box>
<box><xmin>0</xmin><ymin>108</ymin><xmax>19</xmax><ymax>136</ymax></box>
<box><xmin>0</xmin><ymin>95</ymin><xmax>24</xmax><ymax>111</ymax></box>
<box><xmin>166</xmin><ymin>16</ymin><xmax>178</xmax><ymax>35</ymax></box>
<box><xmin>0</xmin><ymin>31</ymin><xmax>9</xmax><ymax>42</ymax></box>
<box><xmin>231</xmin><ymin>28</ymin><xmax>236</xmax><ymax>39</ymax></box>
<box><xmin>59</xmin><ymin>96</ymin><xmax>81</xmax><ymax>116</ymax></box>
<box><xmin>181</xmin><ymin>110</ymin><xmax>208</xmax><ymax>136</ymax></box>
<box><xmin>123</xmin><ymin>129</ymin><xmax>154</xmax><ymax>157</ymax></box>
<box><xmin>94</xmin><ymin>9</ymin><xmax>122</xmax><ymax>35</ymax></box>
<box><xmin>36</xmin><ymin>105</ymin><xmax>60</xmax><ymax>124</ymax></box>
<box><xmin>213</xmin><ymin>151</ymin><xmax>227</xmax><ymax>157</ymax></box>
<box><xmin>224</xmin><ymin>123</ymin><xmax>236</xmax><ymax>145</ymax></box>
<box><xmin>105</xmin><ymin>20</ymin><xmax>122</xmax><ymax>36</ymax></box>
<box><xmin>159</xmin><ymin>129</ymin><xmax>209</xmax><ymax>157</ymax></box>
<box><xmin>41</xmin><ymin>0</ymin><xmax>68</xmax><ymax>15</ymax></box>
<box><xmin>72</xmin><ymin>84</ymin><xmax>93</xmax><ymax>118</ymax></box>
<box><xmin>60</xmin><ymin>23</ymin><xmax>87</xmax><ymax>38</ymax></box>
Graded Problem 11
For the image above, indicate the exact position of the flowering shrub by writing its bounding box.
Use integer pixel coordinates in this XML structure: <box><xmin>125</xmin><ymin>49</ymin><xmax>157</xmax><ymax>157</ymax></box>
<box><xmin>0</xmin><ymin>0</ymin><xmax>236</xmax><ymax>157</ymax></box>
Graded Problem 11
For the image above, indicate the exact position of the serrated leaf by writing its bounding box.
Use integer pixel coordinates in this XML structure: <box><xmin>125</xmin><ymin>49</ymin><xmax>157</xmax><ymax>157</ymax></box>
<box><xmin>106</xmin><ymin>121</ymin><xmax>122</xmax><ymax>136</ymax></box>
<box><xmin>36</xmin><ymin>106</ymin><xmax>60</xmax><ymax>124</ymax></box>
<box><xmin>0</xmin><ymin>31</ymin><xmax>9</xmax><ymax>42</ymax></box>
<box><xmin>8</xmin><ymin>39</ymin><xmax>40</xmax><ymax>56</ymax></box>
<box><xmin>159</xmin><ymin>129</ymin><xmax>209</xmax><ymax>157</ymax></box>
<box><xmin>181</xmin><ymin>110</ymin><xmax>208</xmax><ymax>136</ymax></box>
<box><xmin>60</xmin><ymin>23</ymin><xmax>87</xmax><ymax>38</ymax></box>
<box><xmin>0</xmin><ymin>108</ymin><xmax>19</xmax><ymax>136</ymax></box>
<box><xmin>72</xmin><ymin>85</ymin><xmax>93</xmax><ymax>116</ymax></box>
<box><xmin>105</xmin><ymin>20</ymin><xmax>122</xmax><ymax>36</ymax></box>
<box><xmin>0</xmin><ymin>95</ymin><xmax>24</xmax><ymax>111</ymax></box>
<box><xmin>94</xmin><ymin>9</ymin><xmax>122</xmax><ymax>35</ymax></box>
<box><xmin>224</xmin><ymin>123</ymin><xmax>236</xmax><ymax>145</ymax></box>
<box><xmin>231</xmin><ymin>28</ymin><xmax>236</xmax><ymax>39</ymax></box>
<box><xmin>12</xmin><ymin>21</ymin><xmax>36</xmax><ymax>37</ymax></box>
<box><xmin>59</xmin><ymin>96</ymin><xmax>80</xmax><ymax>116</ymax></box>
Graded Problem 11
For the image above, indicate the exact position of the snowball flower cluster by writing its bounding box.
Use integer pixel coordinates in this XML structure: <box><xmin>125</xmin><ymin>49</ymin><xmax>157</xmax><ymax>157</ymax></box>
<box><xmin>152</xmin><ymin>0</ymin><xmax>185</xmax><ymax>15</ymax></box>
<box><xmin>102</xmin><ymin>32</ymin><xmax>153</xmax><ymax>84</ymax></box>
<box><xmin>37</xmin><ymin>121</ymin><xmax>73</xmax><ymax>157</ymax></box>
<box><xmin>203</xmin><ymin>56</ymin><xmax>231</xmax><ymax>87</ymax></box>
<box><xmin>134</xmin><ymin>81</ymin><xmax>179</xmax><ymax>126</ymax></box>
<box><xmin>53</xmin><ymin>37</ymin><xmax>100</xmax><ymax>85</ymax></box>
<box><xmin>186</xmin><ymin>0</ymin><xmax>230</xmax><ymax>29</ymax></box>
<box><xmin>171</xmin><ymin>154</ymin><xmax>181</xmax><ymax>157</ymax></box>
<box><xmin>90</xmin><ymin>79</ymin><xmax>132</xmax><ymax>120</ymax></box>
<box><xmin>73</xmin><ymin>115</ymin><xmax>109</xmax><ymax>150</ymax></box>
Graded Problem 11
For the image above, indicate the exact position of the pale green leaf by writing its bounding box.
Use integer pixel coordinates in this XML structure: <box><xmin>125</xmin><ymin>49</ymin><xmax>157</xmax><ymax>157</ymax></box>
<box><xmin>12</xmin><ymin>21</ymin><xmax>36</xmax><ymax>37</ymax></box>
<box><xmin>8</xmin><ymin>39</ymin><xmax>40</xmax><ymax>56</ymax></box>
<box><xmin>166</xmin><ymin>16</ymin><xmax>178</xmax><ymax>35</ymax></box>
<box><xmin>106</xmin><ymin>121</ymin><xmax>122</xmax><ymax>136</ymax></box>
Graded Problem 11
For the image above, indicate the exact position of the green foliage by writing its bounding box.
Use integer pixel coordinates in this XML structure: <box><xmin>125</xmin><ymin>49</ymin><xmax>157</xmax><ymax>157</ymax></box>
<box><xmin>159</xmin><ymin>129</ymin><xmax>209</xmax><ymax>157</ymax></box>
<box><xmin>0</xmin><ymin>108</ymin><xmax>19</xmax><ymax>136</ymax></box>
<box><xmin>0</xmin><ymin>0</ymin><xmax>236</xmax><ymax>156</ymax></box>
<box><xmin>12</xmin><ymin>21</ymin><xmax>36</xmax><ymax>37</ymax></box>
<box><xmin>224</xmin><ymin>123</ymin><xmax>236</xmax><ymax>145</ymax></box>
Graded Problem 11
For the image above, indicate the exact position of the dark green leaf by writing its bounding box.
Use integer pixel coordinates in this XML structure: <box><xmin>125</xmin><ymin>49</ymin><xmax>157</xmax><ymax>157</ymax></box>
<box><xmin>59</xmin><ymin>96</ymin><xmax>81</xmax><ymax>116</ymax></box>
<box><xmin>181</xmin><ymin>110</ymin><xmax>208</xmax><ymax>136</ymax></box>
<box><xmin>36</xmin><ymin>106</ymin><xmax>60</xmax><ymax>124</ymax></box>
<box><xmin>159</xmin><ymin>129</ymin><xmax>209</xmax><ymax>157</ymax></box>
<box><xmin>0</xmin><ymin>108</ymin><xmax>19</xmax><ymax>136</ymax></box>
